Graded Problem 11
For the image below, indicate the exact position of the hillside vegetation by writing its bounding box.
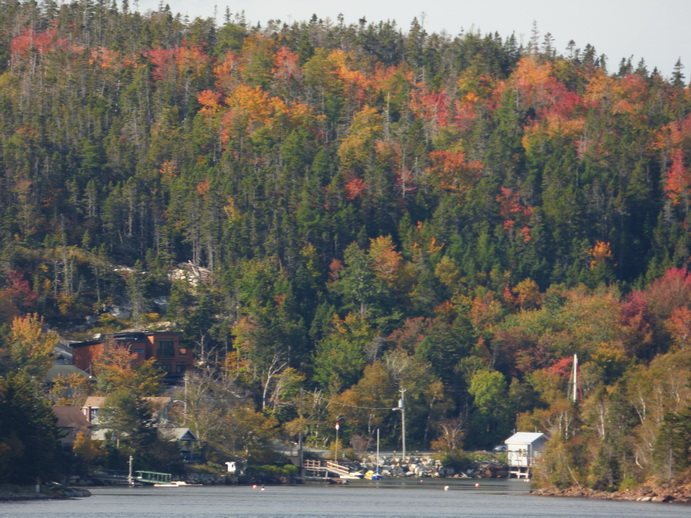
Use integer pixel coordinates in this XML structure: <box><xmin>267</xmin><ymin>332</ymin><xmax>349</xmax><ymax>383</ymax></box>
<box><xmin>0</xmin><ymin>1</ymin><xmax>689</xmax><ymax>491</ymax></box>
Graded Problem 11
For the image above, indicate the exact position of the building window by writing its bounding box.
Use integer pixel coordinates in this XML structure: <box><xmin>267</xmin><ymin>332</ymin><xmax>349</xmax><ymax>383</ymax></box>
<box><xmin>176</xmin><ymin>364</ymin><xmax>187</xmax><ymax>375</ymax></box>
<box><xmin>157</xmin><ymin>340</ymin><xmax>175</xmax><ymax>358</ymax></box>
<box><xmin>158</xmin><ymin>362</ymin><xmax>172</xmax><ymax>374</ymax></box>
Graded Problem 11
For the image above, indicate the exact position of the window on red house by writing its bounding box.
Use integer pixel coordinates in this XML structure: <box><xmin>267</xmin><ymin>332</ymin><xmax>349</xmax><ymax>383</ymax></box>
<box><xmin>157</xmin><ymin>340</ymin><xmax>175</xmax><ymax>358</ymax></box>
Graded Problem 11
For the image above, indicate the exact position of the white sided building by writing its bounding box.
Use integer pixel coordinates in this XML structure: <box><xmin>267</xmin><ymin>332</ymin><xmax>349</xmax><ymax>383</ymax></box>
<box><xmin>504</xmin><ymin>432</ymin><xmax>547</xmax><ymax>479</ymax></box>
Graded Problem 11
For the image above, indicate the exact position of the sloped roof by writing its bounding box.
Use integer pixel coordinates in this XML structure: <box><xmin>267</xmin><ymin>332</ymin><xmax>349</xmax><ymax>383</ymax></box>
<box><xmin>83</xmin><ymin>396</ymin><xmax>108</xmax><ymax>408</ymax></box>
<box><xmin>91</xmin><ymin>427</ymin><xmax>197</xmax><ymax>442</ymax></box>
<box><xmin>159</xmin><ymin>427</ymin><xmax>199</xmax><ymax>442</ymax></box>
<box><xmin>83</xmin><ymin>396</ymin><xmax>171</xmax><ymax>409</ymax></box>
<box><xmin>53</xmin><ymin>406</ymin><xmax>90</xmax><ymax>429</ymax></box>
<box><xmin>147</xmin><ymin>396</ymin><xmax>173</xmax><ymax>412</ymax></box>
<box><xmin>45</xmin><ymin>364</ymin><xmax>91</xmax><ymax>382</ymax></box>
<box><xmin>505</xmin><ymin>432</ymin><xmax>546</xmax><ymax>445</ymax></box>
<box><xmin>53</xmin><ymin>340</ymin><xmax>75</xmax><ymax>363</ymax></box>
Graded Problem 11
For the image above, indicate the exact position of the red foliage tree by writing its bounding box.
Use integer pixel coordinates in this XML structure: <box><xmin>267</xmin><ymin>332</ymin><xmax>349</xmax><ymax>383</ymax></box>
<box><xmin>643</xmin><ymin>267</ymin><xmax>691</xmax><ymax>319</ymax></box>
<box><xmin>664</xmin><ymin>149</ymin><xmax>690</xmax><ymax>206</ymax></box>
<box><xmin>426</xmin><ymin>150</ymin><xmax>483</xmax><ymax>194</ymax></box>
<box><xmin>10</xmin><ymin>27</ymin><xmax>69</xmax><ymax>58</ymax></box>
<box><xmin>3</xmin><ymin>271</ymin><xmax>38</xmax><ymax>312</ymax></box>
<box><xmin>344</xmin><ymin>176</ymin><xmax>366</xmax><ymax>200</ymax></box>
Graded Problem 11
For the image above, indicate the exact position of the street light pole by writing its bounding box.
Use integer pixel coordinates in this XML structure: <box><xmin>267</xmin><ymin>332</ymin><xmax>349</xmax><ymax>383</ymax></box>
<box><xmin>334</xmin><ymin>421</ymin><xmax>340</xmax><ymax>463</ymax></box>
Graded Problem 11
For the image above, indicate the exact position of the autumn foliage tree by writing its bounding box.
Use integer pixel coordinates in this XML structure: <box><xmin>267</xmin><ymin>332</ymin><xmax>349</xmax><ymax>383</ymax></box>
<box><xmin>92</xmin><ymin>340</ymin><xmax>163</xmax><ymax>396</ymax></box>
<box><xmin>0</xmin><ymin>1</ymin><xmax>690</xmax><ymax>492</ymax></box>
<box><xmin>5</xmin><ymin>314</ymin><xmax>58</xmax><ymax>379</ymax></box>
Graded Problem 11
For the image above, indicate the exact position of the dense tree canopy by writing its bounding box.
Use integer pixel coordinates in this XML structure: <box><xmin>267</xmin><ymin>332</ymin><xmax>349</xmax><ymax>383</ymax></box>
<box><xmin>0</xmin><ymin>0</ymin><xmax>689</xmax><ymax>490</ymax></box>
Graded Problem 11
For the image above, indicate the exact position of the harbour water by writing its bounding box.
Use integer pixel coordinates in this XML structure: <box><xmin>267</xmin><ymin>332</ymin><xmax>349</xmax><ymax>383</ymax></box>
<box><xmin>1</xmin><ymin>479</ymin><xmax>688</xmax><ymax>517</ymax></box>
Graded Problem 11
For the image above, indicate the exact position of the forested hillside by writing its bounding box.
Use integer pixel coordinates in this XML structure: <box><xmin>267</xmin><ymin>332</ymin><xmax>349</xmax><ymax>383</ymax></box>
<box><xmin>0</xmin><ymin>0</ymin><xmax>689</xmax><ymax>491</ymax></box>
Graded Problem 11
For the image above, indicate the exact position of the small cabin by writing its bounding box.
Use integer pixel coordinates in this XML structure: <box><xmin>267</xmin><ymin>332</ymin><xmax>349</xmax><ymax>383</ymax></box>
<box><xmin>159</xmin><ymin>427</ymin><xmax>201</xmax><ymax>462</ymax></box>
<box><xmin>504</xmin><ymin>432</ymin><xmax>547</xmax><ymax>479</ymax></box>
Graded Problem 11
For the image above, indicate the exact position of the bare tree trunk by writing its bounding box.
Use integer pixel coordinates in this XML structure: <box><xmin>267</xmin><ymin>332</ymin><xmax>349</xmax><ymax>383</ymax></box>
<box><xmin>261</xmin><ymin>354</ymin><xmax>287</xmax><ymax>411</ymax></box>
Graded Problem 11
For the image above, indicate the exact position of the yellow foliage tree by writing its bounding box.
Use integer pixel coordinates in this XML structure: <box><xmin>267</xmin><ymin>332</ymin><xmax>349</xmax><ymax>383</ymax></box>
<box><xmin>72</xmin><ymin>430</ymin><xmax>105</xmax><ymax>465</ymax></box>
<box><xmin>9</xmin><ymin>313</ymin><xmax>58</xmax><ymax>378</ymax></box>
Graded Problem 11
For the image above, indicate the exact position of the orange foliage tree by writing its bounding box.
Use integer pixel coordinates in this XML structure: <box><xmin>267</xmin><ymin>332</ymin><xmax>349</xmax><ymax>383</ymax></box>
<box><xmin>91</xmin><ymin>340</ymin><xmax>163</xmax><ymax>396</ymax></box>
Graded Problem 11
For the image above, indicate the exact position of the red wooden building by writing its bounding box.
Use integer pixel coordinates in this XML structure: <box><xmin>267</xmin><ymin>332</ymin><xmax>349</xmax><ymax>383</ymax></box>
<box><xmin>71</xmin><ymin>331</ymin><xmax>192</xmax><ymax>383</ymax></box>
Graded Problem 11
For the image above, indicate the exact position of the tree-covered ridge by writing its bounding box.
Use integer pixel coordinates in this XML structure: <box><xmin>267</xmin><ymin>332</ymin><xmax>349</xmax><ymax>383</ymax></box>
<box><xmin>0</xmin><ymin>0</ymin><xmax>689</xmax><ymax>491</ymax></box>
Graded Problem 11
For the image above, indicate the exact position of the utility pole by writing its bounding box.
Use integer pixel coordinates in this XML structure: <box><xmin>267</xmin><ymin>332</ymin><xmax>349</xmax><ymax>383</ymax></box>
<box><xmin>569</xmin><ymin>354</ymin><xmax>579</xmax><ymax>404</ymax></box>
<box><xmin>183</xmin><ymin>373</ymin><xmax>188</xmax><ymax>419</ymax></box>
<box><xmin>376</xmin><ymin>428</ymin><xmax>380</xmax><ymax>474</ymax></box>
<box><xmin>400</xmin><ymin>388</ymin><xmax>406</xmax><ymax>463</ymax></box>
<box><xmin>298</xmin><ymin>388</ymin><xmax>304</xmax><ymax>477</ymax></box>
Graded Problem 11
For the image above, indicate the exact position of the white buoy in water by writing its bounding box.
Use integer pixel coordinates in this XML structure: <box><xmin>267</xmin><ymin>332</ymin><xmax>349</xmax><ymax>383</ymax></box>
<box><xmin>444</xmin><ymin>485</ymin><xmax>449</xmax><ymax>491</ymax></box>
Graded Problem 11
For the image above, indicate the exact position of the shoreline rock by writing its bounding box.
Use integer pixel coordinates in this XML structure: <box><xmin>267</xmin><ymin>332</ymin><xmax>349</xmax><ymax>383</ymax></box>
<box><xmin>0</xmin><ymin>485</ymin><xmax>92</xmax><ymax>501</ymax></box>
<box><xmin>342</xmin><ymin>453</ymin><xmax>508</xmax><ymax>480</ymax></box>
<box><xmin>531</xmin><ymin>485</ymin><xmax>690</xmax><ymax>505</ymax></box>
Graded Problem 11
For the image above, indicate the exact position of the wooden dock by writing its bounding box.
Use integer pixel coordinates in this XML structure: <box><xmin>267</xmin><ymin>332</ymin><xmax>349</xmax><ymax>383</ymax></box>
<box><xmin>135</xmin><ymin>471</ymin><xmax>173</xmax><ymax>485</ymax></box>
<box><xmin>303</xmin><ymin>460</ymin><xmax>360</xmax><ymax>479</ymax></box>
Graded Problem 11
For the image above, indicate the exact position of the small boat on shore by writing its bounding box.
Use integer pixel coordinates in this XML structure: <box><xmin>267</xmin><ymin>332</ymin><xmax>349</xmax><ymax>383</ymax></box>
<box><xmin>364</xmin><ymin>470</ymin><xmax>383</xmax><ymax>481</ymax></box>
<box><xmin>153</xmin><ymin>481</ymin><xmax>201</xmax><ymax>487</ymax></box>
<box><xmin>364</xmin><ymin>429</ymin><xmax>383</xmax><ymax>480</ymax></box>
<box><xmin>339</xmin><ymin>471</ymin><xmax>364</xmax><ymax>480</ymax></box>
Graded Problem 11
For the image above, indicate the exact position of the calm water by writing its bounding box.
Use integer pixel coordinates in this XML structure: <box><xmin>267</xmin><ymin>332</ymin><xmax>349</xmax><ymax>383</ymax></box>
<box><xmin>1</xmin><ymin>479</ymin><xmax>687</xmax><ymax>517</ymax></box>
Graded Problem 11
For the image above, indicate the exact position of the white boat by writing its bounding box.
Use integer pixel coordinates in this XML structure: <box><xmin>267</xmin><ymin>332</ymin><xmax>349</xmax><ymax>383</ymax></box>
<box><xmin>339</xmin><ymin>471</ymin><xmax>365</xmax><ymax>480</ymax></box>
<box><xmin>153</xmin><ymin>480</ymin><xmax>201</xmax><ymax>487</ymax></box>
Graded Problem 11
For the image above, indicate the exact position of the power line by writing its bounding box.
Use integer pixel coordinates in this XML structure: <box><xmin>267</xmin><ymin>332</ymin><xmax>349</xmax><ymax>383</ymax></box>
<box><xmin>329</xmin><ymin>400</ymin><xmax>396</xmax><ymax>411</ymax></box>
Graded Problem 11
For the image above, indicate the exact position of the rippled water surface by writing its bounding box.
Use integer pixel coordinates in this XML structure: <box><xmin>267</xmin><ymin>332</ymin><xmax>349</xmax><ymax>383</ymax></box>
<box><xmin>1</xmin><ymin>479</ymin><xmax>688</xmax><ymax>517</ymax></box>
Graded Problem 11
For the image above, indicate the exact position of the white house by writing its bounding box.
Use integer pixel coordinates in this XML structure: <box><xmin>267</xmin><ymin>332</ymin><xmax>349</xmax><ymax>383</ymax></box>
<box><xmin>82</xmin><ymin>396</ymin><xmax>174</xmax><ymax>425</ymax></box>
<box><xmin>82</xmin><ymin>396</ymin><xmax>199</xmax><ymax>461</ymax></box>
<box><xmin>504</xmin><ymin>432</ymin><xmax>547</xmax><ymax>479</ymax></box>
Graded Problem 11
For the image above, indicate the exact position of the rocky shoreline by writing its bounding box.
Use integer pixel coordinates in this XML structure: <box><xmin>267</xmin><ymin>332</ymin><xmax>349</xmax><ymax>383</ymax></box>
<box><xmin>531</xmin><ymin>485</ymin><xmax>690</xmax><ymax>505</ymax></box>
<box><xmin>342</xmin><ymin>453</ymin><xmax>508</xmax><ymax>479</ymax></box>
<box><xmin>0</xmin><ymin>485</ymin><xmax>91</xmax><ymax>501</ymax></box>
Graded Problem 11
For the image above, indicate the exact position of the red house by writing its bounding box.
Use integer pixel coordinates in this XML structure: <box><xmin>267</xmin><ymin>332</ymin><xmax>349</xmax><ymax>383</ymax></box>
<box><xmin>70</xmin><ymin>331</ymin><xmax>192</xmax><ymax>383</ymax></box>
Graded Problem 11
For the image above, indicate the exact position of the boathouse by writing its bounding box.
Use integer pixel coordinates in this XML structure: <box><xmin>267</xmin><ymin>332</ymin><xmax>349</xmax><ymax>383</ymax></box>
<box><xmin>504</xmin><ymin>432</ymin><xmax>547</xmax><ymax>479</ymax></box>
